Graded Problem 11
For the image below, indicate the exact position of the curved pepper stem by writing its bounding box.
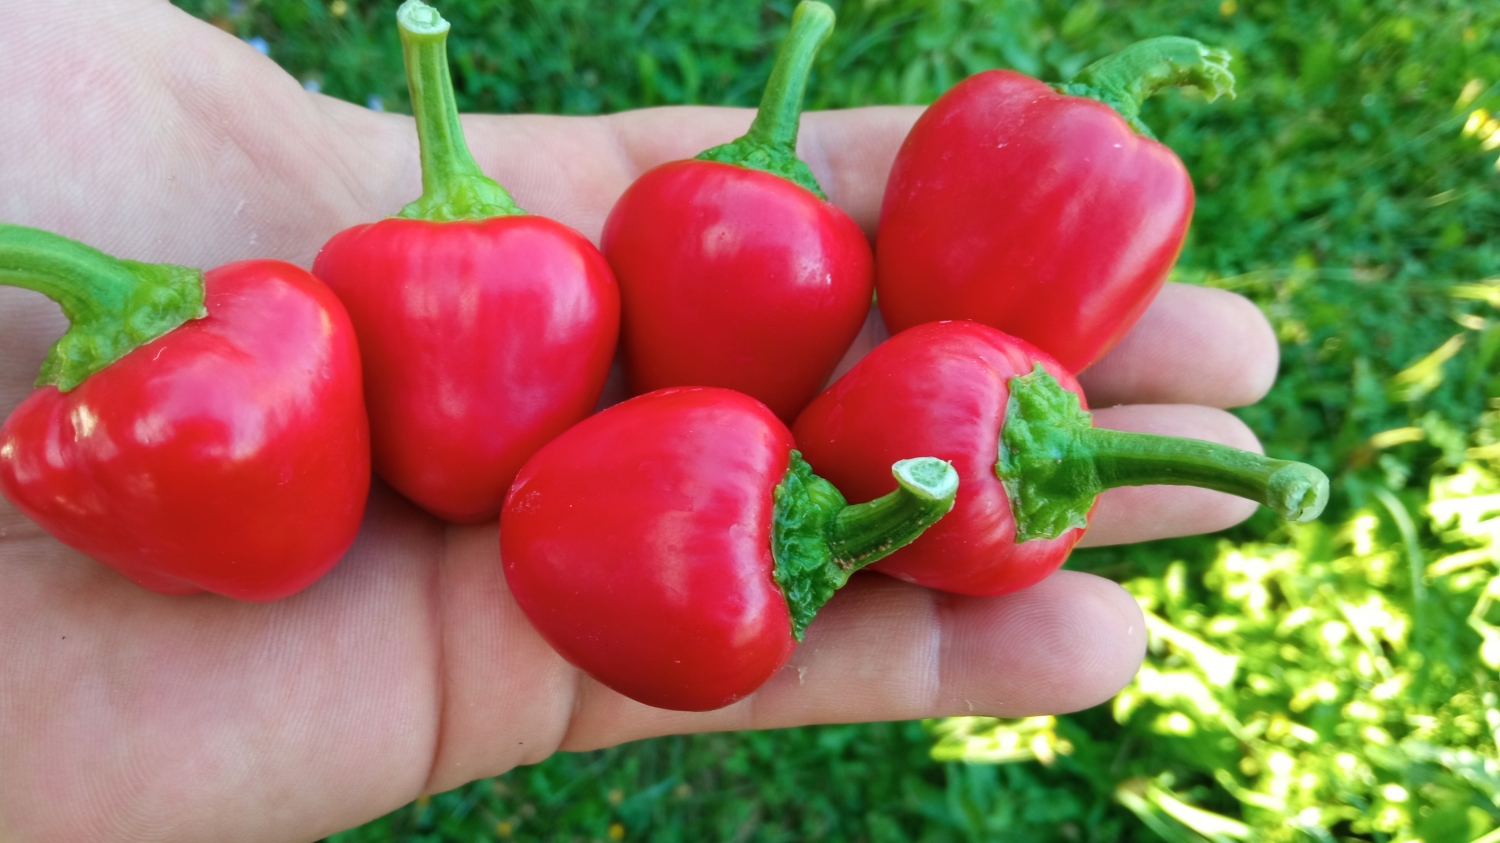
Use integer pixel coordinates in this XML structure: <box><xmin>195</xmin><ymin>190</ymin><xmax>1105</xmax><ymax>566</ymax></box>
<box><xmin>997</xmin><ymin>365</ymin><xmax>1328</xmax><ymax>542</ymax></box>
<box><xmin>695</xmin><ymin>1</ymin><xmax>834</xmax><ymax>199</ymax></box>
<box><xmin>773</xmin><ymin>452</ymin><xmax>958</xmax><ymax>639</ymax></box>
<box><xmin>395</xmin><ymin>0</ymin><xmax>523</xmax><ymax>221</ymax></box>
<box><xmin>0</xmin><ymin>224</ymin><xmax>205</xmax><ymax>392</ymax></box>
<box><xmin>1054</xmin><ymin>36</ymin><xmax>1235</xmax><ymax>139</ymax></box>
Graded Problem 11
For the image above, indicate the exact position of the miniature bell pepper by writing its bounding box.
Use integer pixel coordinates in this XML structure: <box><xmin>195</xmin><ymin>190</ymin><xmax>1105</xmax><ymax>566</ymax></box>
<box><xmin>792</xmin><ymin>321</ymin><xmax>1326</xmax><ymax>597</ymax></box>
<box><xmin>0</xmin><ymin>224</ymin><xmax>370</xmax><ymax>600</ymax></box>
<box><xmin>875</xmin><ymin>37</ymin><xmax>1235</xmax><ymax>373</ymax></box>
<box><xmin>313</xmin><ymin>0</ymin><xmax>619</xmax><ymax>523</ymax></box>
<box><xmin>600</xmin><ymin>1</ymin><xmax>872</xmax><ymax>423</ymax></box>
<box><xmin>500</xmin><ymin>387</ymin><xmax>957</xmax><ymax>711</ymax></box>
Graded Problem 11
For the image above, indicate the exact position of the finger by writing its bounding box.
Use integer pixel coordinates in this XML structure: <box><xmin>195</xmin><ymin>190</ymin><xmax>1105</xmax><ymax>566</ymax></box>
<box><xmin>459</xmin><ymin>106</ymin><xmax>922</xmax><ymax>244</ymax></box>
<box><xmin>1076</xmin><ymin>403</ymin><xmax>1264</xmax><ymax>548</ymax></box>
<box><xmin>1078</xmin><ymin>283</ymin><xmax>1279</xmax><ymax>409</ymax></box>
<box><xmin>462</xmin><ymin>107</ymin><xmax>770</xmax><ymax>243</ymax></box>
<box><xmin>802</xmin><ymin>106</ymin><xmax>922</xmax><ymax>234</ymax></box>
<box><xmin>293</xmin><ymin>106</ymin><xmax>759</xmax><ymax>247</ymax></box>
<box><xmin>605</xmin><ymin>106</ymin><xmax>755</xmax><ymax>176</ymax></box>
<box><xmin>430</xmin><ymin>524</ymin><xmax>1142</xmax><ymax>789</ymax></box>
<box><xmin>553</xmin><ymin>571</ymin><xmax>1144</xmax><ymax>751</ymax></box>
<box><xmin>829</xmin><ymin>284</ymin><xmax>1278</xmax><ymax>411</ymax></box>
<box><xmin>430</xmin><ymin>550</ymin><xmax>1141</xmax><ymax>782</ymax></box>
<box><xmin>425</xmin><ymin>520</ymin><xmax>582</xmax><ymax>794</ymax></box>
<box><xmin>460</xmin><ymin>111</ymin><xmax>650</xmax><ymax>243</ymax></box>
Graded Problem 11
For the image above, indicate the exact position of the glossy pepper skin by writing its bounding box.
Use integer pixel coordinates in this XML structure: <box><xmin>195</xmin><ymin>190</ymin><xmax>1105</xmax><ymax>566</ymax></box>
<box><xmin>601</xmin><ymin>1</ymin><xmax>872</xmax><ymax>422</ymax></box>
<box><xmin>314</xmin><ymin>0</ymin><xmax>618</xmax><ymax>523</ymax></box>
<box><xmin>0</xmin><ymin>225</ymin><xmax>369</xmax><ymax>600</ymax></box>
<box><xmin>875</xmin><ymin>37</ymin><xmax>1235</xmax><ymax>373</ymax></box>
<box><xmin>315</xmin><ymin>217</ymin><xmax>616</xmax><ymax>524</ymax></box>
<box><xmin>793</xmin><ymin>321</ymin><xmax>1329</xmax><ymax>597</ymax></box>
<box><xmin>501</xmin><ymin>387</ymin><xmax>957</xmax><ymax>711</ymax></box>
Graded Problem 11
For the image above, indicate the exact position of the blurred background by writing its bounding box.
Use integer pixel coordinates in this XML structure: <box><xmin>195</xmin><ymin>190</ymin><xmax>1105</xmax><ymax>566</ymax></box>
<box><xmin>176</xmin><ymin>0</ymin><xmax>1500</xmax><ymax>840</ymax></box>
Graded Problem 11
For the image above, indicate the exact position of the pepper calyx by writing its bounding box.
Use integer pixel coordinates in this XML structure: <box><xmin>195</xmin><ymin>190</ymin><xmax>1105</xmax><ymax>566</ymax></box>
<box><xmin>996</xmin><ymin>364</ymin><xmax>1100</xmax><ymax>543</ymax></box>
<box><xmin>696</xmin><ymin>139</ymin><xmax>827</xmax><ymax>200</ymax></box>
<box><xmin>997</xmin><ymin>363</ymin><xmax>1331</xmax><ymax>543</ymax></box>
<box><xmin>0</xmin><ymin>224</ymin><xmax>206</xmax><ymax>392</ymax></box>
<box><xmin>771</xmin><ymin>451</ymin><xmax>848</xmax><ymax>640</ymax></box>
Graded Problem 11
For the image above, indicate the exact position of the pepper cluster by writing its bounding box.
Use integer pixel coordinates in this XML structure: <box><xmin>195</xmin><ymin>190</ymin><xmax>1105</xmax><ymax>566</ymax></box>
<box><xmin>0</xmin><ymin>0</ymin><xmax>1326</xmax><ymax>712</ymax></box>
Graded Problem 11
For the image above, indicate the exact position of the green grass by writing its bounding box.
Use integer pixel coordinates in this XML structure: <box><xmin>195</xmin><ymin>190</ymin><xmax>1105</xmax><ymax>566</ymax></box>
<box><xmin>175</xmin><ymin>0</ymin><xmax>1500</xmax><ymax>839</ymax></box>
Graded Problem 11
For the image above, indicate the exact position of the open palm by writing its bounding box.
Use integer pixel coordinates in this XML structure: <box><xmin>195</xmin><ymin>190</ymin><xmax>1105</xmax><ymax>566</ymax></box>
<box><xmin>0</xmin><ymin>3</ymin><xmax>1281</xmax><ymax>841</ymax></box>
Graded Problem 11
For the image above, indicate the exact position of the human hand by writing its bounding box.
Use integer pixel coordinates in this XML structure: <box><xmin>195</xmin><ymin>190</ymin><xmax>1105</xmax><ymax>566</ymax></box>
<box><xmin>0</xmin><ymin>3</ymin><xmax>1278</xmax><ymax>841</ymax></box>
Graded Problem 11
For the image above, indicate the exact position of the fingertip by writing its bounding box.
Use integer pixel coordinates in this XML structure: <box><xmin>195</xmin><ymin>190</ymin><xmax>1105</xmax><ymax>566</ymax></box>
<box><xmin>939</xmin><ymin>571</ymin><xmax>1146</xmax><ymax>715</ymax></box>
<box><xmin>1079</xmin><ymin>283</ymin><xmax>1279</xmax><ymax>409</ymax></box>
<box><xmin>557</xmin><ymin>570</ymin><xmax>1152</xmax><ymax>745</ymax></box>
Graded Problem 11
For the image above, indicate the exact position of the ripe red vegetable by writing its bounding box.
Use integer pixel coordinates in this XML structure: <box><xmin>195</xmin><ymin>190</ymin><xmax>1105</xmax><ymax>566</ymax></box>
<box><xmin>601</xmin><ymin>1</ymin><xmax>872</xmax><ymax>422</ymax></box>
<box><xmin>501</xmin><ymin>387</ymin><xmax>957</xmax><ymax>711</ymax></box>
<box><xmin>875</xmin><ymin>37</ymin><xmax>1235</xmax><ymax>373</ymax></box>
<box><xmin>793</xmin><ymin>321</ymin><xmax>1327</xmax><ymax>597</ymax></box>
<box><xmin>313</xmin><ymin>0</ymin><xmax>618</xmax><ymax>523</ymax></box>
<box><xmin>0</xmin><ymin>224</ymin><xmax>369</xmax><ymax>600</ymax></box>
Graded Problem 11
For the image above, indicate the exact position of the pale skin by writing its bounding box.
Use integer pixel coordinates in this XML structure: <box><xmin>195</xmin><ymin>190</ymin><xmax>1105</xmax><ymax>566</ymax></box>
<box><xmin>0</xmin><ymin>2</ymin><xmax>1282</xmax><ymax>841</ymax></box>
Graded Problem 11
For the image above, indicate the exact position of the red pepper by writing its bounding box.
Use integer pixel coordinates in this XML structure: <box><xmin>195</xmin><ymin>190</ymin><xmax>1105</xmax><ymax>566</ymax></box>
<box><xmin>875</xmin><ymin>37</ymin><xmax>1235</xmax><ymax>373</ymax></box>
<box><xmin>792</xmin><ymin>321</ymin><xmax>1327</xmax><ymax>597</ymax></box>
<box><xmin>500</xmin><ymin>387</ymin><xmax>957</xmax><ymax>711</ymax></box>
<box><xmin>600</xmin><ymin>1</ymin><xmax>872</xmax><ymax>423</ymax></box>
<box><xmin>313</xmin><ymin>0</ymin><xmax>618</xmax><ymax>523</ymax></box>
<box><xmin>0</xmin><ymin>225</ymin><xmax>369</xmax><ymax>600</ymax></box>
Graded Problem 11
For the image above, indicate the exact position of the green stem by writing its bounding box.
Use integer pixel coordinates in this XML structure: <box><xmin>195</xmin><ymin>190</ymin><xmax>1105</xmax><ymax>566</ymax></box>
<box><xmin>395</xmin><ymin>0</ymin><xmax>522</xmax><ymax>221</ymax></box>
<box><xmin>828</xmin><ymin>458</ymin><xmax>961</xmax><ymax>570</ymax></box>
<box><xmin>998</xmin><ymin>365</ymin><xmax>1328</xmax><ymax>542</ymax></box>
<box><xmin>695</xmin><ymin>1</ymin><xmax>834</xmax><ymax>198</ymax></box>
<box><xmin>1053</xmin><ymin>36</ymin><xmax>1235</xmax><ymax>139</ymax></box>
<box><xmin>744</xmin><ymin>1</ymin><xmax>833</xmax><ymax>154</ymax></box>
<box><xmin>773</xmin><ymin>452</ymin><xmax>958</xmax><ymax>639</ymax></box>
<box><xmin>1087</xmin><ymin>430</ymin><xmax>1328</xmax><ymax>517</ymax></box>
<box><xmin>0</xmin><ymin>224</ymin><xmax>205</xmax><ymax>392</ymax></box>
